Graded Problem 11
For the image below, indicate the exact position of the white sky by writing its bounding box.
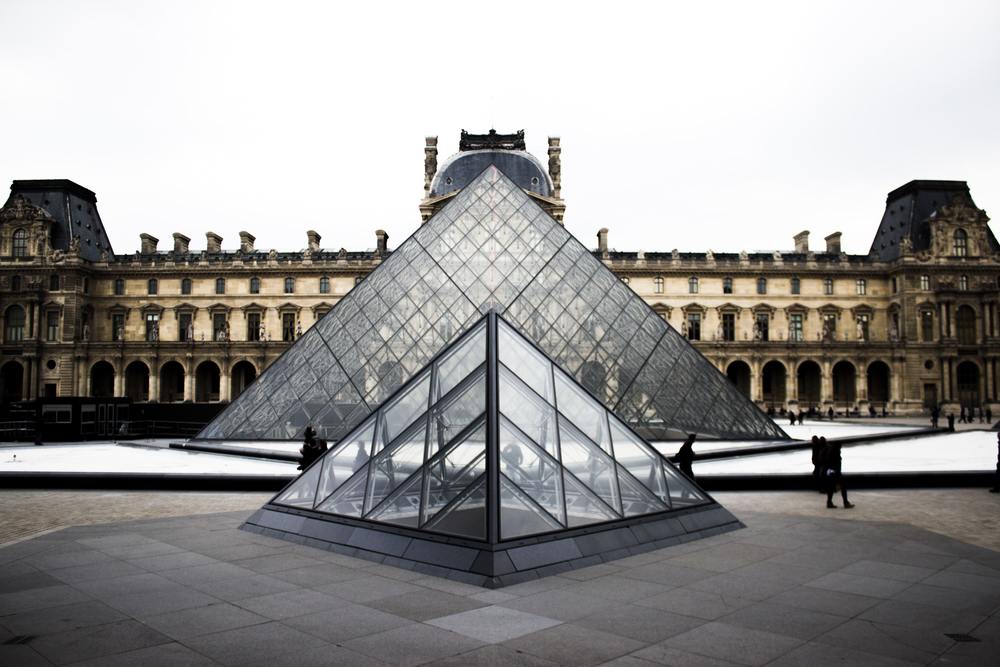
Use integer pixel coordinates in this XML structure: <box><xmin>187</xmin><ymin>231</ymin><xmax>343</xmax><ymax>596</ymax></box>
<box><xmin>2</xmin><ymin>1</ymin><xmax>998</xmax><ymax>256</ymax></box>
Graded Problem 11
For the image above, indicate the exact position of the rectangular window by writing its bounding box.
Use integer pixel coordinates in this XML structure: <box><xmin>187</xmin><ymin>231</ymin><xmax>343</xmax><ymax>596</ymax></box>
<box><xmin>856</xmin><ymin>279</ymin><xmax>867</xmax><ymax>295</ymax></box>
<box><xmin>723</xmin><ymin>277</ymin><xmax>733</xmax><ymax>294</ymax></box>
<box><xmin>891</xmin><ymin>277</ymin><xmax>897</xmax><ymax>293</ymax></box>
<box><xmin>247</xmin><ymin>312</ymin><xmax>261</xmax><ymax>341</ymax></box>
<box><xmin>213</xmin><ymin>313</ymin><xmax>228</xmax><ymax>341</ymax></box>
<box><xmin>789</xmin><ymin>313</ymin><xmax>803</xmax><ymax>342</ymax></box>
<box><xmin>722</xmin><ymin>313</ymin><xmax>735</xmax><ymax>341</ymax></box>
<box><xmin>685</xmin><ymin>313</ymin><xmax>701</xmax><ymax>341</ymax></box>
<box><xmin>790</xmin><ymin>277</ymin><xmax>800</xmax><ymax>295</ymax></box>
<box><xmin>920</xmin><ymin>275</ymin><xmax>930</xmax><ymax>291</ymax></box>
<box><xmin>46</xmin><ymin>311</ymin><xmax>59</xmax><ymax>341</ymax></box>
<box><xmin>755</xmin><ymin>313</ymin><xmax>769</xmax><ymax>341</ymax></box>
<box><xmin>824</xmin><ymin>278</ymin><xmax>834</xmax><ymax>295</ymax></box>
<box><xmin>179</xmin><ymin>313</ymin><xmax>192</xmax><ymax>342</ymax></box>
<box><xmin>282</xmin><ymin>313</ymin><xmax>296</xmax><ymax>342</ymax></box>
<box><xmin>145</xmin><ymin>313</ymin><xmax>159</xmax><ymax>341</ymax></box>
<box><xmin>921</xmin><ymin>311</ymin><xmax>934</xmax><ymax>342</ymax></box>
<box><xmin>654</xmin><ymin>276</ymin><xmax>664</xmax><ymax>294</ymax></box>
<box><xmin>112</xmin><ymin>313</ymin><xmax>125</xmax><ymax>341</ymax></box>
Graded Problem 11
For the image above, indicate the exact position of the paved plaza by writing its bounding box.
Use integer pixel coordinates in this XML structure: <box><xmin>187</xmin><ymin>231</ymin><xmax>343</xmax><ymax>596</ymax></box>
<box><xmin>1</xmin><ymin>490</ymin><xmax>998</xmax><ymax>666</ymax></box>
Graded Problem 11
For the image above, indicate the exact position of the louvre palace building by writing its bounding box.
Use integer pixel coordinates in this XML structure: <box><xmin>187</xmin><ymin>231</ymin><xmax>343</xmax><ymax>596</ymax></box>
<box><xmin>1</xmin><ymin>130</ymin><xmax>998</xmax><ymax>422</ymax></box>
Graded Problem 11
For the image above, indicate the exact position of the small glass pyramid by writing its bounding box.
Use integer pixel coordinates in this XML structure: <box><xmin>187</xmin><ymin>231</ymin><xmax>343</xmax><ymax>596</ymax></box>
<box><xmin>199</xmin><ymin>165</ymin><xmax>786</xmax><ymax>443</ymax></box>
<box><xmin>272</xmin><ymin>311</ymin><xmax>709</xmax><ymax>544</ymax></box>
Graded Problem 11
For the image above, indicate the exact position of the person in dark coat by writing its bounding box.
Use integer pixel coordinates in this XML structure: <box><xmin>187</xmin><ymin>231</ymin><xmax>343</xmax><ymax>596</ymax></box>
<box><xmin>947</xmin><ymin>413</ymin><xmax>955</xmax><ymax>432</ymax></box>
<box><xmin>811</xmin><ymin>436</ymin><xmax>823</xmax><ymax>492</ymax></box>
<box><xmin>987</xmin><ymin>406</ymin><xmax>994</xmax><ymax>425</ymax></box>
<box><xmin>827</xmin><ymin>406</ymin><xmax>834</xmax><ymax>420</ymax></box>
<box><xmin>931</xmin><ymin>406</ymin><xmax>940</xmax><ymax>429</ymax></box>
<box><xmin>959</xmin><ymin>407</ymin><xmax>967</xmax><ymax>424</ymax></box>
<box><xmin>297</xmin><ymin>429</ymin><xmax>322</xmax><ymax>470</ymax></box>
<box><xmin>675</xmin><ymin>434</ymin><xmax>696</xmax><ymax>480</ymax></box>
<box><xmin>788</xmin><ymin>411</ymin><xmax>797</xmax><ymax>426</ymax></box>
<box><xmin>821</xmin><ymin>442</ymin><xmax>854</xmax><ymax>509</ymax></box>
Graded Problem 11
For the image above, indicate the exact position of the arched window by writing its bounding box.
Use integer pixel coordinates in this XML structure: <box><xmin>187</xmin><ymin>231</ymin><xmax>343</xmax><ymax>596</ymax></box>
<box><xmin>688</xmin><ymin>277</ymin><xmax>699</xmax><ymax>294</ymax></box>
<box><xmin>823</xmin><ymin>277</ymin><xmax>834</xmax><ymax>295</ymax></box>
<box><xmin>249</xmin><ymin>277</ymin><xmax>260</xmax><ymax>294</ymax></box>
<box><xmin>722</xmin><ymin>277</ymin><xmax>733</xmax><ymax>294</ymax></box>
<box><xmin>11</xmin><ymin>228</ymin><xmax>28</xmax><ymax>257</ymax></box>
<box><xmin>4</xmin><ymin>306</ymin><xmax>25</xmax><ymax>342</ymax></box>
<box><xmin>114</xmin><ymin>278</ymin><xmax>125</xmax><ymax>296</ymax></box>
<box><xmin>953</xmin><ymin>229</ymin><xmax>968</xmax><ymax>257</ymax></box>
<box><xmin>284</xmin><ymin>277</ymin><xmax>295</xmax><ymax>294</ymax></box>
<box><xmin>959</xmin><ymin>275</ymin><xmax>969</xmax><ymax>291</ymax></box>
<box><xmin>654</xmin><ymin>276</ymin><xmax>664</xmax><ymax>294</ymax></box>
<box><xmin>147</xmin><ymin>278</ymin><xmax>158</xmax><ymax>295</ymax></box>
<box><xmin>856</xmin><ymin>278</ymin><xmax>867</xmax><ymax>296</ymax></box>
<box><xmin>10</xmin><ymin>276</ymin><xmax>21</xmax><ymax>291</ymax></box>
<box><xmin>319</xmin><ymin>276</ymin><xmax>330</xmax><ymax>294</ymax></box>
<box><xmin>181</xmin><ymin>278</ymin><xmax>192</xmax><ymax>295</ymax></box>
<box><xmin>215</xmin><ymin>277</ymin><xmax>226</xmax><ymax>295</ymax></box>
<box><xmin>790</xmin><ymin>277</ymin><xmax>801</xmax><ymax>295</ymax></box>
<box><xmin>756</xmin><ymin>277</ymin><xmax>767</xmax><ymax>295</ymax></box>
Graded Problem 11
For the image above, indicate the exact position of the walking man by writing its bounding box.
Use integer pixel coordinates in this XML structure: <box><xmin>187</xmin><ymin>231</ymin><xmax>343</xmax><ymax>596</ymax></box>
<box><xmin>821</xmin><ymin>441</ymin><xmax>854</xmax><ymax>509</ymax></box>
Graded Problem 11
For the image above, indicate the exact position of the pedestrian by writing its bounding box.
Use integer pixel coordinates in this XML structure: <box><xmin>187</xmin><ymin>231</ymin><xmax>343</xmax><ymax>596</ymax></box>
<box><xmin>821</xmin><ymin>441</ymin><xmax>854</xmax><ymax>509</ymax></box>
<box><xmin>979</xmin><ymin>406</ymin><xmax>985</xmax><ymax>424</ymax></box>
<box><xmin>675</xmin><ymin>434</ymin><xmax>696</xmax><ymax>480</ymax></box>
<box><xmin>789</xmin><ymin>411</ymin><xmax>797</xmax><ymax>426</ymax></box>
<box><xmin>959</xmin><ymin>407</ymin><xmax>967</xmax><ymax>424</ymax></box>
<box><xmin>947</xmin><ymin>413</ymin><xmax>955</xmax><ymax>432</ymax></box>
<box><xmin>297</xmin><ymin>430</ymin><xmax>322</xmax><ymax>470</ymax></box>
<box><xmin>987</xmin><ymin>406</ymin><xmax>993</xmax><ymax>425</ymax></box>
<box><xmin>811</xmin><ymin>435</ymin><xmax>823</xmax><ymax>491</ymax></box>
<box><xmin>990</xmin><ymin>433</ymin><xmax>999</xmax><ymax>494</ymax></box>
<box><xmin>827</xmin><ymin>406</ymin><xmax>834</xmax><ymax>420</ymax></box>
<box><xmin>931</xmin><ymin>405</ymin><xmax>940</xmax><ymax>429</ymax></box>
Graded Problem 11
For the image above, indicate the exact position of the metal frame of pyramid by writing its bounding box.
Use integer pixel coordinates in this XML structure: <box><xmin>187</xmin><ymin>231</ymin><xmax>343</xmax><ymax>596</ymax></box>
<box><xmin>243</xmin><ymin>310</ymin><xmax>743</xmax><ymax>587</ymax></box>
<box><xmin>198</xmin><ymin>165</ymin><xmax>786</xmax><ymax>445</ymax></box>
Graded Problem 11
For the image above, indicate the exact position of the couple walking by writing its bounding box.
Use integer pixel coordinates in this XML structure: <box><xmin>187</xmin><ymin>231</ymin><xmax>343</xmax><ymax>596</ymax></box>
<box><xmin>811</xmin><ymin>436</ymin><xmax>854</xmax><ymax>509</ymax></box>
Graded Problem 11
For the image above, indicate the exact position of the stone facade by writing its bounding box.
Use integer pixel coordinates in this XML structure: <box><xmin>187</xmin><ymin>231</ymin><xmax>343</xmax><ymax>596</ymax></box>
<box><xmin>2</xmin><ymin>137</ymin><xmax>998</xmax><ymax>417</ymax></box>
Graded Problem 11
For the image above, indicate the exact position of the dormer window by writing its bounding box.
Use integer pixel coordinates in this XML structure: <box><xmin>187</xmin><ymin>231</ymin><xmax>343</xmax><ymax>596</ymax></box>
<box><xmin>953</xmin><ymin>229</ymin><xmax>968</xmax><ymax>257</ymax></box>
<box><xmin>11</xmin><ymin>228</ymin><xmax>28</xmax><ymax>257</ymax></box>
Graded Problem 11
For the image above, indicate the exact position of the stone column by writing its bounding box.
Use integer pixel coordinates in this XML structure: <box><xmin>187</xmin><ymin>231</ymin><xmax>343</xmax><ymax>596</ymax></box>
<box><xmin>220</xmin><ymin>359</ymin><xmax>231</xmax><ymax>402</ymax></box>
<box><xmin>149</xmin><ymin>358</ymin><xmax>159</xmax><ymax>402</ymax></box>
<box><xmin>821</xmin><ymin>360</ymin><xmax>833</xmax><ymax>405</ymax></box>
<box><xmin>114</xmin><ymin>359</ymin><xmax>124</xmax><ymax>397</ymax></box>
<box><xmin>750</xmin><ymin>359</ymin><xmax>762</xmax><ymax>403</ymax></box>
<box><xmin>184</xmin><ymin>355</ymin><xmax>194</xmax><ymax>401</ymax></box>
<box><xmin>786</xmin><ymin>361</ymin><xmax>798</xmax><ymax>407</ymax></box>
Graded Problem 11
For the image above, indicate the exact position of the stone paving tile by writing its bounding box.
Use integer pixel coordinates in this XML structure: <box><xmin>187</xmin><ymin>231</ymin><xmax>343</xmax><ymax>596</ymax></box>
<box><xmin>235</xmin><ymin>552</ymin><xmax>326</xmax><ymax>574</ymax></box>
<box><xmin>0</xmin><ymin>645</ymin><xmax>54</xmax><ymax>666</ymax></box>
<box><xmin>343</xmin><ymin>622</ymin><xmax>485</xmax><ymax>666</ymax></box>
<box><xmin>68</xmin><ymin>641</ymin><xmax>218</xmax><ymax>667</ymax></box>
<box><xmin>502</xmin><ymin>623</ymin><xmax>644</xmax><ymax>667</ymax></box>
<box><xmin>48</xmin><ymin>559</ymin><xmax>148</xmax><ymax>585</ymax></box>
<box><xmin>317</xmin><ymin>574</ymin><xmax>424</xmax><ymax>603</ymax></box>
<box><xmin>141</xmin><ymin>601</ymin><xmax>270</xmax><ymax>640</ymax></box>
<box><xmin>687</xmin><ymin>570</ymin><xmax>800</xmax><ymax>601</ymax></box>
<box><xmin>31</xmin><ymin>548</ymin><xmax>109</xmax><ymax>571</ymax></box>
<box><xmin>891</xmin><ymin>582</ymin><xmax>1000</xmax><ymax>614</ymax></box>
<box><xmin>241</xmin><ymin>643</ymin><xmax>392</xmax><ymax>667</ymax></box>
<box><xmin>409</xmin><ymin>575</ymin><xmax>486</xmax><ymax>596</ymax></box>
<box><xmin>813</xmin><ymin>618</ymin><xmax>955</xmax><ymax>663</ymax></box>
<box><xmin>768</xmin><ymin>641</ymin><xmax>922</xmax><ymax>667</ymax></box>
<box><xmin>0</xmin><ymin>584</ymin><xmax>90</xmax><ymax>615</ymax></box>
<box><xmin>558</xmin><ymin>563</ymin><xmax>625</xmax><ymax>581</ymax></box>
<box><xmin>181</xmin><ymin>620</ymin><xmax>330</xmax><ymax>666</ymax></box>
<box><xmin>234</xmin><ymin>588</ymin><xmax>348</xmax><ymax>620</ymax></box>
<box><xmin>920</xmin><ymin>569</ymin><xmax>1000</xmax><ymax>594</ymax></box>
<box><xmin>838</xmin><ymin>558</ymin><xmax>936</xmax><ymax>583</ymax></box>
<box><xmin>469</xmin><ymin>589</ymin><xmax>520</xmax><ymax>604</ymax></box>
<box><xmin>72</xmin><ymin>572</ymin><xmax>178</xmax><ymax>599</ymax></box>
<box><xmin>128</xmin><ymin>550</ymin><xmax>219</xmax><ymax>572</ymax></box>
<box><xmin>634</xmin><ymin>586</ymin><xmax>753</xmax><ymax>620</ymax></box>
<box><xmin>560</xmin><ymin>574</ymin><xmax>672</xmax><ymax>603</ymax></box>
<box><xmin>945</xmin><ymin>558</ymin><xmax>1000</xmax><ymax>578</ymax></box>
<box><xmin>100</xmin><ymin>585</ymin><xmax>219</xmax><ymax>619</ymax></box>
<box><xmin>729</xmin><ymin>559</ymin><xmax>826</xmax><ymax>585</ymax></box>
<box><xmin>575</xmin><ymin>602</ymin><xmax>703</xmax><ymax>643</ymax></box>
<box><xmin>28</xmin><ymin>618</ymin><xmax>172</xmax><ymax>665</ymax></box>
<box><xmin>662</xmin><ymin>621</ymin><xmax>803</xmax><ymax>666</ymax></box>
<box><xmin>0</xmin><ymin>570</ymin><xmax>64</xmax><ymax>595</ymax></box>
<box><xmin>158</xmin><ymin>561</ymin><xmax>259</xmax><ymax>587</ymax></box>
<box><xmin>281</xmin><ymin>603</ymin><xmax>413</xmax><ymax>643</ymax></box>
<box><xmin>805</xmin><ymin>571</ymin><xmax>913</xmax><ymax>599</ymax></box>
<box><xmin>766</xmin><ymin>585</ymin><xmax>882</xmax><ymax>617</ymax></box>
<box><xmin>183</xmin><ymin>572</ymin><xmax>300</xmax><ymax>602</ymax></box>
<box><xmin>858</xmin><ymin>598</ymin><xmax>987</xmax><ymax>633</ymax></box>
<box><xmin>427</xmin><ymin>605</ymin><xmax>562</xmax><ymax>643</ymax></box>
<box><xmin>97</xmin><ymin>540</ymin><xmax>186</xmax><ymax>560</ymax></box>
<box><xmin>631</xmin><ymin>643</ymin><xmax>746</xmax><ymax>666</ymax></box>
<box><xmin>593</xmin><ymin>655</ymin><xmax>663</xmax><ymax>667</ymax></box>
<box><xmin>618</xmin><ymin>561</ymin><xmax>716</xmax><ymax>587</ymax></box>
<box><xmin>716</xmin><ymin>600</ymin><xmax>848</xmax><ymax>640</ymax></box>
<box><xmin>499</xmin><ymin>588</ymin><xmax>614</xmax><ymax>622</ymax></box>
<box><xmin>267</xmin><ymin>563</ymin><xmax>360</xmax><ymax>587</ymax></box>
<box><xmin>368</xmin><ymin>588</ymin><xmax>488</xmax><ymax>622</ymax></box>
<box><xmin>666</xmin><ymin>543</ymin><xmax>785</xmax><ymax>573</ymax></box>
<box><xmin>429</xmin><ymin>644</ymin><xmax>560</xmax><ymax>666</ymax></box>
<box><xmin>0</xmin><ymin>599</ymin><xmax>128</xmax><ymax>636</ymax></box>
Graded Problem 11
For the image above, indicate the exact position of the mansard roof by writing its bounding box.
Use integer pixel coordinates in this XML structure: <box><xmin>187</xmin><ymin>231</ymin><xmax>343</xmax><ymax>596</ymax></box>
<box><xmin>7</xmin><ymin>179</ymin><xmax>114</xmax><ymax>261</ymax></box>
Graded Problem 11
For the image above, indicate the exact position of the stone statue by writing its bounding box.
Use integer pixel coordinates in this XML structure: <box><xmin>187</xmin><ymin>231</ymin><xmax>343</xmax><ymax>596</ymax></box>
<box><xmin>116</xmin><ymin>324</ymin><xmax>125</xmax><ymax>342</ymax></box>
<box><xmin>715</xmin><ymin>322</ymin><xmax>723</xmax><ymax>341</ymax></box>
<box><xmin>186</xmin><ymin>321</ymin><xmax>194</xmax><ymax>341</ymax></box>
<box><xmin>889</xmin><ymin>319</ymin><xmax>899</xmax><ymax>342</ymax></box>
<box><xmin>752</xmin><ymin>319</ymin><xmax>762</xmax><ymax>342</ymax></box>
<box><xmin>151</xmin><ymin>323</ymin><xmax>159</xmax><ymax>342</ymax></box>
<box><xmin>822</xmin><ymin>318</ymin><xmax>832</xmax><ymax>341</ymax></box>
<box><xmin>295</xmin><ymin>322</ymin><xmax>302</xmax><ymax>339</ymax></box>
<box><xmin>68</xmin><ymin>235</ymin><xmax>81</xmax><ymax>255</ymax></box>
<box><xmin>681</xmin><ymin>321</ymin><xmax>688</xmax><ymax>338</ymax></box>
<box><xmin>82</xmin><ymin>323</ymin><xmax>90</xmax><ymax>341</ymax></box>
<box><xmin>856</xmin><ymin>319</ymin><xmax>865</xmax><ymax>341</ymax></box>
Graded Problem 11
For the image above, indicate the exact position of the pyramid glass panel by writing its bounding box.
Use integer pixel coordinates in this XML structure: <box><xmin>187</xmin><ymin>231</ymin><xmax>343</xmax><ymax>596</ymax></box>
<box><xmin>201</xmin><ymin>165</ymin><xmax>783</xmax><ymax>443</ymax></box>
<box><xmin>500</xmin><ymin>474</ymin><xmax>563</xmax><ymax>539</ymax></box>
<box><xmin>315</xmin><ymin>418</ymin><xmax>375</xmax><ymax>507</ymax></box>
<box><xmin>423</xmin><ymin>475</ymin><xmax>487</xmax><ymax>540</ymax></box>
<box><xmin>421</xmin><ymin>423</ymin><xmax>487</xmax><ymax>525</ymax></box>
<box><xmin>364</xmin><ymin>418</ymin><xmax>428</xmax><ymax>515</ymax></box>
<box><xmin>498</xmin><ymin>417</ymin><xmax>565</xmax><ymax>525</ymax></box>
<box><xmin>273</xmin><ymin>463</ymin><xmax>321</xmax><ymax>509</ymax></box>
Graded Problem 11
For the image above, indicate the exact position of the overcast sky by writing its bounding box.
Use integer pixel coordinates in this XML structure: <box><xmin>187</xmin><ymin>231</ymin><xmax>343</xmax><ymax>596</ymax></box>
<box><xmin>2</xmin><ymin>1</ymin><xmax>998</xmax><ymax>256</ymax></box>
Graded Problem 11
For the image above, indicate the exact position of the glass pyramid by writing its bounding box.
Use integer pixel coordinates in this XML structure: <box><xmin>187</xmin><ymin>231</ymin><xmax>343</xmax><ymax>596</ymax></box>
<box><xmin>271</xmin><ymin>311</ymin><xmax>710</xmax><ymax>543</ymax></box>
<box><xmin>199</xmin><ymin>165</ymin><xmax>786</xmax><ymax>443</ymax></box>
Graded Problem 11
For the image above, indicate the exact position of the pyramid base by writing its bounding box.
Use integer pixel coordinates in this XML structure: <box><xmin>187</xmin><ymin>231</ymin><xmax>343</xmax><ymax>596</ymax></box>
<box><xmin>240</xmin><ymin>503</ymin><xmax>743</xmax><ymax>588</ymax></box>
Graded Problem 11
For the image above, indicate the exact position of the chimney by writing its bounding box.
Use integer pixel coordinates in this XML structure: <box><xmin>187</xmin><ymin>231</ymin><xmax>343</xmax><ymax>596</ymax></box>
<box><xmin>172</xmin><ymin>233</ymin><xmax>190</xmax><ymax>254</ymax></box>
<box><xmin>206</xmin><ymin>232</ymin><xmax>222</xmax><ymax>253</ymax></box>
<box><xmin>424</xmin><ymin>136</ymin><xmax>438</xmax><ymax>196</ymax></box>
<box><xmin>825</xmin><ymin>232</ymin><xmax>842</xmax><ymax>254</ymax></box>
<box><xmin>793</xmin><ymin>230</ymin><xmax>809</xmax><ymax>253</ymax></box>
<box><xmin>306</xmin><ymin>230</ymin><xmax>321</xmax><ymax>252</ymax></box>
<box><xmin>375</xmin><ymin>229</ymin><xmax>389</xmax><ymax>256</ymax></box>
<box><xmin>597</xmin><ymin>228</ymin><xmax>609</xmax><ymax>258</ymax></box>
<box><xmin>239</xmin><ymin>231</ymin><xmax>256</xmax><ymax>253</ymax></box>
<box><xmin>548</xmin><ymin>137</ymin><xmax>562</xmax><ymax>199</ymax></box>
<box><xmin>139</xmin><ymin>233</ymin><xmax>159</xmax><ymax>254</ymax></box>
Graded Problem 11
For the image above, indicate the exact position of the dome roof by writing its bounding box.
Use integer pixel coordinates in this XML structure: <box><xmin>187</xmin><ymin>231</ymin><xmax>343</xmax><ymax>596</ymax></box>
<box><xmin>430</xmin><ymin>149</ymin><xmax>552</xmax><ymax>198</ymax></box>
